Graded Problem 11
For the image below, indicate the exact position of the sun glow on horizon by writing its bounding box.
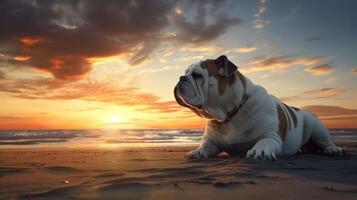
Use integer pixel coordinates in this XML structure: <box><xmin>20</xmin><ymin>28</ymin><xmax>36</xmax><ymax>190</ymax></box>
<box><xmin>109</xmin><ymin>115</ymin><xmax>122</xmax><ymax>124</ymax></box>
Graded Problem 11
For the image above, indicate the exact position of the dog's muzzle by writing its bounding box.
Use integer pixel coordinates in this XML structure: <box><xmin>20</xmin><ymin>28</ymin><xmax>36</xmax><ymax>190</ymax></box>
<box><xmin>174</xmin><ymin>75</ymin><xmax>202</xmax><ymax>109</ymax></box>
<box><xmin>177</xmin><ymin>76</ymin><xmax>196</xmax><ymax>98</ymax></box>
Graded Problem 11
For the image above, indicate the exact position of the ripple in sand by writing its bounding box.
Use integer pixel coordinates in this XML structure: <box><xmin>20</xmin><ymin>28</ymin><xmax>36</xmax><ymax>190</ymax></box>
<box><xmin>45</xmin><ymin>166</ymin><xmax>82</xmax><ymax>173</ymax></box>
<box><xmin>18</xmin><ymin>185</ymin><xmax>82</xmax><ymax>199</ymax></box>
<box><xmin>0</xmin><ymin>167</ymin><xmax>30</xmax><ymax>177</ymax></box>
<box><xmin>100</xmin><ymin>182</ymin><xmax>149</xmax><ymax>191</ymax></box>
<box><xmin>95</xmin><ymin>172</ymin><xmax>125</xmax><ymax>178</ymax></box>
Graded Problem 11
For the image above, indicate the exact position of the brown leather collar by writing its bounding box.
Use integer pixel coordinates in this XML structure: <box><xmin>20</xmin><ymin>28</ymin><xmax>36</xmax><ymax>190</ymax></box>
<box><xmin>212</xmin><ymin>71</ymin><xmax>248</xmax><ymax>125</ymax></box>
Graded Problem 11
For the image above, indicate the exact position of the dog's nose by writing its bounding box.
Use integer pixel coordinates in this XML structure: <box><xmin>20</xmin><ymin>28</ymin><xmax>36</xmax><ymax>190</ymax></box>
<box><xmin>179</xmin><ymin>76</ymin><xmax>187</xmax><ymax>81</ymax></box>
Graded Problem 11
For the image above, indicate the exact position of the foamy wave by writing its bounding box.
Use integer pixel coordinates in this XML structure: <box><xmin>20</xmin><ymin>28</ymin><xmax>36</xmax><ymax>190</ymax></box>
<box><xmin>0</xmin><ymin>128</ymin><xmax>356</xmax><ymax>147</ymax></box>
<box><xmin>0</xmin><ymin>129</ymin><xmax>204</xmax><ymax>147</ymax></box>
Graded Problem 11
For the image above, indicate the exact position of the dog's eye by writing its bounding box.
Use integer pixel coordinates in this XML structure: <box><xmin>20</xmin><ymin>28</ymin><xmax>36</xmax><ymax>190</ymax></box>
<box><xmin>192</xmin><ymin>73</ymin><xmax>203</xmax><ymax>79</ymax></box>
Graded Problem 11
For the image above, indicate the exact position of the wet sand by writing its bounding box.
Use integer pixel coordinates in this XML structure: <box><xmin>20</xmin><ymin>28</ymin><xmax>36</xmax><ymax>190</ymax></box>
<box><xmin>1</xmin><ymin>142</ymin><xmax>357</xmax><ymax>200</ymax></box>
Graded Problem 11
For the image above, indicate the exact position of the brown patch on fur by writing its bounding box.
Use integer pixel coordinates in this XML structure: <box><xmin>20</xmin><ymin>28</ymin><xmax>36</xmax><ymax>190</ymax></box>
<box><xmin>281</xmin><ymin>105</ymin><xmax>291</xmax><ymax>130</ymax></box>
<box><xmin>202</xmin><ymin>60</ymin><xmax>236</xmax><ymax>95</ymax></box>
<box><xmin>283</xmin><ymin>103</ymin><xmax>298</xmax><ymax>128</ymax></box>
<box><xmin>236</xmin><ymin>70</ymin><xmax>246</xmax><ymax>89</ymax></box>
<box><xmin>276</xmin><ymin>104</ymin><xmax>287</xmax><ymax>140</ymax></box>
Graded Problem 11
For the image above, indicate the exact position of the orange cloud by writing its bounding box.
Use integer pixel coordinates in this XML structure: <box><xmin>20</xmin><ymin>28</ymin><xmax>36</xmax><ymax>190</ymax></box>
<box><xmin>302</xmin><ymin>105</ymin><xmax>357</xmax><ymax>128</ymax></box>
<box><xmin>20</xmin><ymin>37</ymin><xmax>41</xmax><ymax>46</ymax></box>
<box><xmin>234</xmin><ymin>46</ymin><xmax>257</xmax><ymax>53</ymax></box>
<box><xmin>0</xmin><ymin>77</ymin><xmax>181</xmax><ymax>113</ymax></box>
<box><xmin>302</xmin><ymin>105</ymin><xmax>357</xmax><ymax>116</ymax></box>
<box><xmin>304</xmin><ymin>64</ymin><xmax>334</xmax><ymax>75</ymax></box>
<box><xmin>351</xmin><ymin>68</ymin><xmax>357</xmax><ymax>75</ymax></box>
<box><xmin>14</xmin><ymin>55</ymin><xmax>31</xmax><ymax>61</ymax></box>
<box><xmin>303</xmin><ymin>88</ymin><xmax>346</xmax><ymax>97</ymax></box>
<box><xmin>319</xmin><ymin>115</ymin><xmax>357</xmax><ymax>128</ymax></box>
<box><xmin>179</xmin><ymin>45</ymin><xmax>224</xmax><ymax>53</ymax></box>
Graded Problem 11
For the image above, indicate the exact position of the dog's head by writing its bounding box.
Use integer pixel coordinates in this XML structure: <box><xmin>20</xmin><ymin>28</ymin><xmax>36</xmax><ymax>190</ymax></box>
<box><xmin>174</xmin><ymin>55</ymin><xmax>244</xmax><ymax>122</ymax></box>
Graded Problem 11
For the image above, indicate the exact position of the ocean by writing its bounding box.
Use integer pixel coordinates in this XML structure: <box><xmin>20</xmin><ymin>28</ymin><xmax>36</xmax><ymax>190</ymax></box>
<box><xmin>0</xmin><ymin>128</ymin><xmax>356</xmax><ymax>148</ymax></box>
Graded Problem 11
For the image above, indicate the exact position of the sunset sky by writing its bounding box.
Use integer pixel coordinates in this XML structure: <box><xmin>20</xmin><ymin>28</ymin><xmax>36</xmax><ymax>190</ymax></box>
<box><xmin>0</xmin><ymin>0</ymin><xmax>356</xmax><ymax>130</ymax></box>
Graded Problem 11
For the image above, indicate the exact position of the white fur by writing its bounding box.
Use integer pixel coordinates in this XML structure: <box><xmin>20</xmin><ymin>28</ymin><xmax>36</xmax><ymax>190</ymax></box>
<box><xmin>183</xmin><ymin>62</ymin><xmax>342</xmax><ymax>160</ymax></box>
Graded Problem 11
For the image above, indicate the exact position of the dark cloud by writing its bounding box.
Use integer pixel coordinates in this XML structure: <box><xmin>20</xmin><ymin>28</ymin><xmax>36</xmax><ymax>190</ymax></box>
<box><xmin>171</xmin><ymin>0</ymin><xmax>241</xmax><ymax>43</ymax></box>
<box><xmin>305</xmin><ymin>36</ymin><xmax>322</xmax><ymax>42</ymax></box>
<box><xmin>0</xmin><ymin>0</ymin><xmax>240</xmax><ymax>80</ymax></box>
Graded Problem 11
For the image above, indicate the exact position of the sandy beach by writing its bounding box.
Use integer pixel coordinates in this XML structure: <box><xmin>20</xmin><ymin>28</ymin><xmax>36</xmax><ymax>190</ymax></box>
<box><xmin>1</xmin><ymin>141</ymin><xmax>357</xmax><ymax>200</ymax></box>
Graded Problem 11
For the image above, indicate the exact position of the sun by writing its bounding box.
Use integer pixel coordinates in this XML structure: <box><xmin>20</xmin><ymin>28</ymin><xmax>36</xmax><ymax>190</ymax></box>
<box><xmin>108</xmin><ymin>115</ymin><xmax>122</xmax><ymax>124</ymax></box>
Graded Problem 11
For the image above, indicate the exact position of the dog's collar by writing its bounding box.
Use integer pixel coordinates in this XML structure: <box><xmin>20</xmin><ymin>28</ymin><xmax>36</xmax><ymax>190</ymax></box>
<box><xmin>211</xmin><ymin>71</ymin><xmax>248</xmax><ymax>125</ymax></box>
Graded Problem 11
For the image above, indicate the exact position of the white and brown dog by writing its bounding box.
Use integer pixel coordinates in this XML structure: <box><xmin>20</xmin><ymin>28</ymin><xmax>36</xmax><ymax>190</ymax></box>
<box><xmin>174</xmin><ymin>55</ymin><xmax>342</xmax><ymax>160</ymax></box>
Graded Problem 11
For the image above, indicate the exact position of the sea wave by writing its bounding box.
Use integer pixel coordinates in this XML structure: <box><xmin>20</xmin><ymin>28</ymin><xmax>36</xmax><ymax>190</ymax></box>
<box><xmin>0</xmin><ymin>128</ymin><xmax>356</xmax><ymax>148</ymax></box>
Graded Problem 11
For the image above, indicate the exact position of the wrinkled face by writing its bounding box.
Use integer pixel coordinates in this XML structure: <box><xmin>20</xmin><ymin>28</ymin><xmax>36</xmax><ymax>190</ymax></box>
<box><xmin>174</xmin><ymin>61</ymin><xmax>208</xmax><ymax>109</ymax></box>
<box><xmin>174</xmin><ymin>55</ymin><xmax>238</xmax><ymax>121</ymax></box>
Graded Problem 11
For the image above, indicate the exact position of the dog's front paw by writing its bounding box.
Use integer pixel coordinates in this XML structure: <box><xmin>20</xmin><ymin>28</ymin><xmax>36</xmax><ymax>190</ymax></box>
<box><xmin>246</xmin><ymin>144</ymin><xmax>277</xmax><ymax>161</ymax></box>
<box><xmin>323</xmin><ymin>145</ymin><xmax>343</xmax><ymax>156</ymax></box>
<box><xmin>186</xmin><ymin>149</ymin><xmax>208</xmax><ymax>160</ymax></box>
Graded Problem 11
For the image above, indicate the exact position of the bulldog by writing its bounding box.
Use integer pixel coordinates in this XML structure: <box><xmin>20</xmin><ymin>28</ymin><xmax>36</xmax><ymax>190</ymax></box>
<box><xmin>174</xmin><ymin>55</ymin><xmax>342</xmax><ymax>160</ymax></box>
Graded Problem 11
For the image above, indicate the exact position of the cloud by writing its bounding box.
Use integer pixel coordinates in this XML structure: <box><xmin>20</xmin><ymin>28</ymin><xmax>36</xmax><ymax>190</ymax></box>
<box><xmin>302</xmin><ymin>105</ymin><xmax>357</xmax><ymax>128</ymax></box>
<box><xmin>234</xmin><ymin>45</ymin><xmax>257</xmax><ymax>53</ymax></box>
<box><xmin>279</xmin><ymin>87</ymin><xmax>347</xmax><ymax>102</ymax></box>
<box><xmin>0</xmin><ymin>77</ymin><xmax>180</xmax><ymax>113</ymax></box>
<box><xmin>254</xmin><ymin>0</ymin><xmax>269</xmax><ymax>29</ymax></box>
<box><xmin>175</xmin><ymin>56</ymin><xmax>205</xmax><ymax>62</ymax></box>
<box><xmin>254</xmin><ymin>19</ymin><xmax>270</xmax><ymax>29</ymax></box>
<box><xmin>137</xmin><ymin>65</ymin><xmax>181</xmax><ymax>74</ymax></box>
<box><xmin>0</xmin><ymin>0</ymin><xmax>239</xmax><ymax>80</ymax></box>
<box><xmin>324</xmin><ymin>78</ymin><xmax>336</xmax><ymax>83</ymax></box>
<box><xmin>0</xmin><ymin>70</ymin><xmax>5</xmax><ymax>80</ymax></box>
<box><xmin>302</xmin><ymin>105</ymin><xmax>357</xmax><ymax>117</ymax></box>
<box><xmin>304</xmin><ymin>64</ymin><xmax>334</xmax><ymax>75</ymax></box>
<box><xmin>303</xmin><ymin>88</ymin><xmax>346</xmax><ymax>97</ymax></box>
<box><xmin>169</xmin><ymin>1</ymin><xmax>241</xmax><ymax>44</ymax></box>
<box><xmin>179</xmin><ymin>45</ymin><xmax>224</xmax><ymax>53</ymax></box>
<box><xmin>305</xmin><ymin>36</ymin><xmax>322</xmax><ymax>42</ymax></box>
<box><xmin>241</xmin><ymin>55</ymin><xmax>323</xmax><ymax>73</ymax></box>
<box><xmin>351</xmin><ymin>68</ymin><xmax>357</xmax><ymax>75</ymax></box>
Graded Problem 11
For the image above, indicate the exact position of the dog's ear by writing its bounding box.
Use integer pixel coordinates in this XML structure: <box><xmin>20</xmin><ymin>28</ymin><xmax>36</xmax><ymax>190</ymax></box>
<box><xmin>215</xmin><ymin>55</ymin><xmax>237</xmax><ymax>77</ymax></box>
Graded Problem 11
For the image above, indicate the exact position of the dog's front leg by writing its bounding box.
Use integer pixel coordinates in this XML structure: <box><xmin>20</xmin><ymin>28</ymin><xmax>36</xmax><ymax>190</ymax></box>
<box><xmin>246</xmin><ymin>133</ymin><xmax>282</xmax><ymax>160</ymax></box>
<box><xmin>186</xmin><ymin>138</ymin><xmax>221</xmax><ymax>160</ymax></box>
